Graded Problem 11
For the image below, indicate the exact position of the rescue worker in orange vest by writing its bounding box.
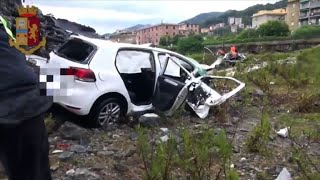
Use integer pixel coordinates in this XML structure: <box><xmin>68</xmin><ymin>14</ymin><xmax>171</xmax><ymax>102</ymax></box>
<box><xmin>230</xmin><ymin>45</ymin><xmax>238</xmax><ymax>59</ymax></box>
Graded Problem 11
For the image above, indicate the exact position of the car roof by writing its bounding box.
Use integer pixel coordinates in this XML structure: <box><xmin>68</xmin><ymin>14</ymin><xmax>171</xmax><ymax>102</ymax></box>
<box><xmin>72</xmin><ymin>35</ymin><xmax>165</xmax><ymax>51</ymax></box>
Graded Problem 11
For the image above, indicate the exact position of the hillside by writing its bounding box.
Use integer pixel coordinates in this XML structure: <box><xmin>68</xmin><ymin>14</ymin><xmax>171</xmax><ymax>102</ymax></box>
<box><xmin>180</xmin><ymin>12</ymin><xmax>223</xmax><ymax>25</ymax></box>
<box><xmin>124</xmin><ymin>24</ymin><xmax>151</xmax><ymax>32</ymax></box>
<box><xmin>183</xmin><ymin>0</ymin><xmax>287</xmax><ymax>27</ymax></box>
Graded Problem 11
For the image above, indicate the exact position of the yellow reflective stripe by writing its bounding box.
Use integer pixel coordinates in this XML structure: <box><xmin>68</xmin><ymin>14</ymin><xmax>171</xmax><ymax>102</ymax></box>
<box><xmin>0</xmin><ymin>16</ymin><xmax>16</xmax><ymax>41</ymax></box>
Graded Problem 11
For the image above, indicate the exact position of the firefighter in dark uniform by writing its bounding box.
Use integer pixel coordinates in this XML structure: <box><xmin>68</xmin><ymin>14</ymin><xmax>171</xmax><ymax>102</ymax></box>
<box><xmin>0</xmin><ymin>15</ymin><xmax>52</xmax><ymax>180</ymax></box>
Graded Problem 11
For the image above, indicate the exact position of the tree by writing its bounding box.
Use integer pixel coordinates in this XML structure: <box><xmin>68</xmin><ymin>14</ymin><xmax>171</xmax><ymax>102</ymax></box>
<box><xmin>236</xmin><ymin>29</ymin><xmax>258</xmax><ymax>39</ymax></box>
<box><xmin>213</xmin><ymin>27</ymin><xmax>232</xmax><ymax>37</ymax></box>
<box><xmin>159</xmin><ymin>35</ymin><xmax>171</xmax><ymax>46</ymax></box>
<box><xmin>177</xmin><ymin>35</ymin><xmax>204</xmax><ymax>54</ymax></box>
<box><xmin>171</xmin><ymin>35</ymin><xmax>183</xmax><ymax>45</ymax></box>
<box><xmin>291</xmin><ymin>25</ymin><xmax>320</xmax><ymax>39</ymax></box>
<box><xmin>257</xmin><ymin>20</ymin><xmax>290</xmax><ymax>37</ymax></box>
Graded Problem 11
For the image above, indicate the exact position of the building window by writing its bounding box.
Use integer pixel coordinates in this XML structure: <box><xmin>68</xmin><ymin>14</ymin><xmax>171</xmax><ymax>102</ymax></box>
<box><xmin>156</xmin><ymin>39</ymin><xmax>158</xmax><ymax>42</ymax></box>
<box><xmin>156</xmin><ymin>27</ymin><xmax>158</xmax><ymax>30</ymax></box>
<box><xmin>292</xmin><ymin>4</ymin><xmax>295</xmax><ymax>8</ymax></box>
<box><xmin>166</xmin><ymin>32</ymin><xmax>168</xmax><ymax>35</ymax></box>
<box><xmin>187</xmin><ymin>24</ymin><xmax>189</xmax><ymax>27</ymax></box>
<box><xmin>156</xmin><ymin>33</ymin><xmax>158</xmax><ymax>36</ymax></box>
<box><xmin>173</xmin><ymin>32</ymin><xmax>175</xmax><ymax>35</ymax></box>
<box><xmin>166</xmin><ymin>25</ymin><xmax>168</xmax><ymax>29</ymax></box>
<box><xmin>291</xmin><ymin>22</ymin><xmax>295</xmax><ymax>26</ymax></box>
<box><xmin>292</xmin><ymin>13</ymin><xmax>295</xmax><ymax>17</ymax></box>
<box><xmin>173</xmin><ymin>26</ymin><xmax>175</xmax><ymax>29</ymax></box>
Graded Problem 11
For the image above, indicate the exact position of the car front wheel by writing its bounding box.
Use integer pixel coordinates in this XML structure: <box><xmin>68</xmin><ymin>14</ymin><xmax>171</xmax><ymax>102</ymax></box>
<box><xmin>90</xmin><ymin>98</ymin><xmax>126</xmax><ymax>127</ymax></box>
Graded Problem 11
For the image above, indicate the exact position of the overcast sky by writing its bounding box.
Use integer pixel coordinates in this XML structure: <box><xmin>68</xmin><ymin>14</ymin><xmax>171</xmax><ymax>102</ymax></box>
<box><xmin>23</xmin><ymin>0</ymin><xmax>279</xmax><ymax>34</ymax></box>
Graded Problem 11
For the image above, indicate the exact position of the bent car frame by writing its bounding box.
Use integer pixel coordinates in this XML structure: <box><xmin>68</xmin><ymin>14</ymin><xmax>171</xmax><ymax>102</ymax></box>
<box><xmin>27</xmin><ymin>35</ymin><xmax>245</xmax><ymax>127</ymax></box>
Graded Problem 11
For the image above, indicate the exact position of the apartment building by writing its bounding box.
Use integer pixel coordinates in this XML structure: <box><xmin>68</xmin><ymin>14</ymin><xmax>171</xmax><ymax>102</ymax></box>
<box><xmin>135</xmin><ymin>23</ymin><xmax>199</xmax><ymax>45</ymax></box>
<box><xmin>178</xmin><ymin>23</ymin><xmax>200</xmax><ymax>34</ymax></box>
<box><xmin>287</xmin><ymin>0</ymin><xmax>300</xmax><ymax>31</ymax></box>
<box><xmin>252</xmin><ymin>8</ymin><xmax>287</xmax><ymax>28</ymax></box>
<box><xmin>228</xmin><ymin>17</ymin><xmax>243</xmax><ymax>26</ymax></box>
<box><xmin>201</xmin><ymin>28</ymin><xmax>210</xmax><ymax>33</ymax></box>
<box><xmin>209</xmin><ymin>23</ymin><xmax>225</xmax><ymax>30</ymax></box>
<box><xmin>300</xmin><ymin>0</ymin><xmax>320</xmax><ymax>26</ymax></box>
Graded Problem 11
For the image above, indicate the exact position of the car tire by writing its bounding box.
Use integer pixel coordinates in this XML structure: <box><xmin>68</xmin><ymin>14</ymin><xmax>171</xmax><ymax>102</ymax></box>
<box><xmin>90</xmin><ymin>97</ymin><xmax>127</xmax><ymax>128</ymax></box>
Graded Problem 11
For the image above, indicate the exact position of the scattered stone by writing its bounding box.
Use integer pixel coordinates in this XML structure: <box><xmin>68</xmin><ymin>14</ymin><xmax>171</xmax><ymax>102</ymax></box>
<box><xmin>50</xmin><ymin>164</ymin><xmax>59</xmax><ymax>171</ymax></box>
<box><xmin>232</xmin><ymin>146</ymin><xmax>240</xmax><ymax>153</ymax></box>
<box><xmin>58</xmin><ymin>151</ymin><xmax>74</xmax><ymax>162</ymax></box>
<box><xmin>267</xmin><ymin>165</ymin><xmax>283</xmax><ymax>176</ymax></box>
<box><xmin>86</xmin><ymin>146</ymin><xmax>94</xmax><ymax>153</ymax></box>
<box><xmin>254</xmin><ymin>89</ymin><xmax>264</xmax><ymax>96</ymax></box>
<box><xmin>74</xmin><ymin>168</ymin><xmax>91</xmax><ymax>176</ymax></box>
<box><xmin>112</xmin><ymin>134</ymin><xmax>120</xmax><ymax>138</ymax></box>
<box><xmin>139</xmin><ymin>113</ymin><xmax>161</xmax><ymax>128</ymax></box>
<box><xmin>231</xmin><ymin>117</ymin><xmax>240</xmax><ymax>124</ymax></box>
<box><xmin>239</xmin><ymin>128</ymin><xmax>249</xmax><ymax>132</ymax></box>
<box><xmin>125</xmin><ymin>149</ymin><xmax>137</xmax><ymax>158</ymax></box>
<box><xmin>160</xmin><ymin>135</ymin><xmax>169</xmax><ymax>142</ymax></box>
<box><xmin>48</xmin><ymin>136</ymin><xmax>59</xmax><ymax>144</ymax></box>
<box><xmin>240</xmin><ymin>157</ymin><xmax>247</xmax><ymax>162</ymax></box>
<box><xmin>80</xmin><ymin>136</ymin><xmax>91</xmax><ymax>147</ymax></box>
<box><xmin>230</xmin><ymin>164</ymin><xmax>235</xmax><ymax>168</ymax></box>
<box><xmin>160</xmin><ymin>128</ymin><xmax>169</xmax><ymax>133</ymax></box>
<box><xmin>214</xmin><ymin>128</ymin><xmax>222</xmax><ymax>135</ymax></box>
<box><xmin>52</xmin><ymin>150</ymin><xmax>63</xmax><ymax>154</ymax></box>
<box><xmin>114</xmin><ymin>163</ymin><xmax>129</xmax><ymax>172</ymax></box>
<box><xmin>113</xmin><ymin>152</ymin><xmax>124</xmax><ymax>160</ymax></box>
<box><xmin>277</xmin><ymin>128</ymin><xmax>289</xmax><ymax>138</ymax></box>
<box><xmin>97</xmin><ymin>151</ymin><xmax>114</xmax><ymax>157</ymax></box>
<box><xmin>129</xmin><ymin>132</ymin><xmax>138</xmax><ymax>141</ymax></box>
<box><xmin>70</xmin><ymin>145</ymin><xmax>87</xmax><ymax>153</ymax></box>
<box><xmin>59</xmin><ymin>122</ymin><xmax>88</xmax><ymax>141</ymax></box>
<box><xmin>276</xmin><ymin>167</ymin><xmax>292</xmax><ymax>180</ymax></box>
<box><xmin>66</xmin><ymin>169</ymin><xmax>75</xmax><ymax>176</ymax></box>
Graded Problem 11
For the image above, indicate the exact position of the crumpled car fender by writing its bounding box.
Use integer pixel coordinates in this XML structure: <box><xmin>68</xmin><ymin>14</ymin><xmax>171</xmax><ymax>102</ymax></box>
<box><xmin>186</xmin><ymin>75</ymin><xmax>245</xmax><ymax>119</ymax></box>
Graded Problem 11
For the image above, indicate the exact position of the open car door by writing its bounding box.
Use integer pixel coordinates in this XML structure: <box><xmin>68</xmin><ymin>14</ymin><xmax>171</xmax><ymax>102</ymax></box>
<box><xmin>152</xmin><ymin>55</ymin><xmax>200</xmax><ymax>116</ymax></box>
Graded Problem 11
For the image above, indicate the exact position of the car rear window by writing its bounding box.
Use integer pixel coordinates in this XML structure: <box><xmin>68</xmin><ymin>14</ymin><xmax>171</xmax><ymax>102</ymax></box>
<box><xmin>56</xmin><ymin>38</ymin><xmax>95</xmax><ymax>63</ymax></box>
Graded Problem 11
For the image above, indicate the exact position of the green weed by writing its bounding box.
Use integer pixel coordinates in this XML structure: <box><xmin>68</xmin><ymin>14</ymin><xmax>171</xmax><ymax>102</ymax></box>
<box><xmin>136</xmin><ymin>126</ymin><xmax>238</xmax><ymax>180</ymax></box>
<box><xmin>245</xmin><ymin>112</ymin><xmax>272</xmax><ymax>154</ymax></box>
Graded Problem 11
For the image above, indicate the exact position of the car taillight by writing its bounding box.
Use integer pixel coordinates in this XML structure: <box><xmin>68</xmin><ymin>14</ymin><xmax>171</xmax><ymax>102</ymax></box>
<box><xmin>63</xmin><ymin>67</ymin><xmax>96</xmax><ymax>82</ymax></box>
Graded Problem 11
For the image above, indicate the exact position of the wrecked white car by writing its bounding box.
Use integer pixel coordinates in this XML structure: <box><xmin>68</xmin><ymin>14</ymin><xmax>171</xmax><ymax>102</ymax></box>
<box><xmin>27</xmin><ymin>35</ymin><xmax>245</xmax><ymax>127</ymax></box>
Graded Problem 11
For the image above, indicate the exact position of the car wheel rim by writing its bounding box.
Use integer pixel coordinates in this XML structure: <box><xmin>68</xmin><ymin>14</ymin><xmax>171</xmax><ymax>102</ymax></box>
<box><xmin>98</xmin><ymin>102</ymin><xmax>121</xmax><ymax>126</ymax></box>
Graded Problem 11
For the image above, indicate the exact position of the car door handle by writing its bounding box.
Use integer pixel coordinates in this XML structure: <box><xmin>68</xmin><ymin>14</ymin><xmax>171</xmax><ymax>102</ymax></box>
<box><xmin>164</xmin><ymin>78</ymin><xmax>178</xmax><ymax>86</ymax></box>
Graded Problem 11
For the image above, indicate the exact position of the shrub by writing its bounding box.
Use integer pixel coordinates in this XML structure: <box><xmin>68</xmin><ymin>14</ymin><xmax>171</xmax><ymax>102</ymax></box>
<box><xmin>291</xmin><ymin>25</ymin><xmax>320</xmax><ymax>39</ymax></box>
<box><xmin>236</xmin><ymin>29</ymin><xmax>258</xmax><ymax>40</ymax></box>
<box><xmin>177</xmin><ymin>35</ymin><xmax>204</xmax><ymax>54</ymax></box>
<box><xmin>256</xmin><ymin>20</ymin><xmax>290</xmax><ymax>37</ymax></box>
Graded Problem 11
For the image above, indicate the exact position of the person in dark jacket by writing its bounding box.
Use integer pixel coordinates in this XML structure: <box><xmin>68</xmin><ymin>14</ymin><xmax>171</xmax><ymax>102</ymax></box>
<box><xmin>0</xmin><ymin>16</ymin><xmax>52</xmax><ymax>180</ymax></box>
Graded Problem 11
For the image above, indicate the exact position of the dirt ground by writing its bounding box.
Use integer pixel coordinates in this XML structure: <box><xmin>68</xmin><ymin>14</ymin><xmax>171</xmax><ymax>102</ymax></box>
<box><xmin>43</xmin><ymin>90</ymin><xmax>319</xmax><ymax>180</ymax></box>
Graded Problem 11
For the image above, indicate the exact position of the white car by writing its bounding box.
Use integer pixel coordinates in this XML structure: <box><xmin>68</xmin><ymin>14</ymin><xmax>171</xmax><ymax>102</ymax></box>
<box><xmin>27</xmin><ymin>35</ymin><xmax>245</xmax><ymax>127</ymax></box>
